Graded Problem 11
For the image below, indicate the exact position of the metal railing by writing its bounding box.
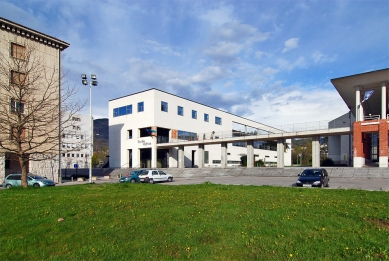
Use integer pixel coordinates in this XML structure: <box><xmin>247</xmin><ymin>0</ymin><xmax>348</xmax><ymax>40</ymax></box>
<box><xmin>159</xmin><ymin>118</ymin><xmax>353</xmax><ymax>144</ymax></box>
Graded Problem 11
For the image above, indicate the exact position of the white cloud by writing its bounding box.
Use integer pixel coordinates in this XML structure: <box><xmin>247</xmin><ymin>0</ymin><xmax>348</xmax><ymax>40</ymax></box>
<box><xmin>282</xmin><ymin>38</ymin><xmax>299</xmax><ymax>53</ymax></box>
<box><xmin>277</xmin><ymin>57</ymin><xmax>307</xmax><ymax>71</ymax></box>
<box><xmin>142</xmin><ymin>40</ymin><xmax>181</xmax><ymax>56</ymax></box>
<box><xmin>248</xmin><ymin>86</ymin><xmax>349</xmax><ymax>127</ymax></box>
<box><xmin>311</xmin><ymin>51</ymin><xmax>337</xmax><ymax>64</ymax></box>
<box><xmin>199</xmin><ymin>5</ymin><xmax>234</xmax><ymax>26</ymax></box>
<box><xmin>191</xmin><ymin>66</ymin><xmax>227</xmax><ymax>84</ymax></box>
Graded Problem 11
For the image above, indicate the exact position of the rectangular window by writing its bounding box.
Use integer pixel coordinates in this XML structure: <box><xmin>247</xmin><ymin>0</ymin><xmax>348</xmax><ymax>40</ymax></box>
<box><xmin>192</xmin><ymin>110</ymin><xmax>197</xmax><ymax>119</ymax></box>
<box><xmin>10</xmin><ymin>126</ymin><xmax>26</xmax><ymax>140</ymax></box>
<box><xmin>178</xmin><ymin>106</ymin><xmax>184</xmax><ymax>116</ymax></box>
<box><xmin>11</xmin><ymin>43</ymin><xmax>26</xmax><ymax>60</ymax></box>
<box><xmin>113</xmin><ymin>105</ymin><xmax>132</xmax><ymax>117</ymax></box>
<box><xmin>11</xmin><ymin>71</ymin><xmax>26</xmax><ymax>85</ymax></box>
<box><xmin>161</xmin><ymin>101</ymin><xmax>168</xmax><ymax>112</ymax></box>
<box><xmin>215</xmin><ymin>116</ymin><xmax>222</xmax><ymax>125</ymax></box>
<box><xmin>126</xmin><ymin>105</ymin><xmax>132</xmax><ymax>114</ymax></box>
<box><xmin>10</xmin><ymin>99</ymin><xmax>24</xmax><ymax>114</ymax></box>
<box><xmin>204</xmin><ymin>151</ymin><xmax>209</xmax><ymax>164</ymax></box>
<box><xmin>204</xmin><ymin>113</ymin><xmax>209</xmax><ymax>122</ymax></box>
<box><xmin>138</xmin><ymin>102</ymin><xmax>144</xmax><ymax>112</ymax></box>
<box><xmin>128</xmin><ymin>129</ymin><xmax>132</xmax><ymax>139</ymax></box>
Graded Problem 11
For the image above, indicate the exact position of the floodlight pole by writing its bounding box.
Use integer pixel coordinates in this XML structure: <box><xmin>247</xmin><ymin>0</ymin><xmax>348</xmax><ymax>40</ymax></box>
<box><xmin>81</xmin><ymin>74</ymin><xmax>98</xmax><ymax>183</ymax></box>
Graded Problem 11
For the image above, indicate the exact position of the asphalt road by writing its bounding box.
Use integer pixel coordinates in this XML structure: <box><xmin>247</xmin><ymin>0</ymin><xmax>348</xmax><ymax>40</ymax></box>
<box><xmin>53</xmin><ymin>176</ymin><xmax>389</xmax><ymax>191</ymax></box>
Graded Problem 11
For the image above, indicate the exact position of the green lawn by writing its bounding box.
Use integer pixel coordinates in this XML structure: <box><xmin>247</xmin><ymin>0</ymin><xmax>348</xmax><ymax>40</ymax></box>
<box><xmin>0</xmin><ymin>182</ymin><xmax>388</xmax><ymax>260</ymax></box>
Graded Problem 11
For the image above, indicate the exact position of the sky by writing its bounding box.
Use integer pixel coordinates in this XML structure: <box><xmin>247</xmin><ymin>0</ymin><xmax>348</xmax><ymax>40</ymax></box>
<box><xmin>1</xmin><ymin>0</ymin><xmax>388</xmax><ymax>128</ymax></box>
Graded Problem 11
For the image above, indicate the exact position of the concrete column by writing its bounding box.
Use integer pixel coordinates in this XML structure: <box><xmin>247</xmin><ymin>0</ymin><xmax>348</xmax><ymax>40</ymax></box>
<box><xmin>378</xmin><ymin>119</ymin><xmax>388</xmax><ymax>168</ymax></box>
<box><xmin>151</xmin><ymin>137</ymin><xmax>157</xmax><ymax>168</ymax></box>
<box><xmin>221</xmin><ymin>142</ymin><xmax>227</xmax><ymax>168</ymax></box>
<box><xmin>353</xmin><ymin>122</ymin><xmax>364</xmax><ymax>167</ymax></box>
<box><xmin>247</xmin><ymin>140</ymin><xmax>254</xmax><ymax>168</ymax></box>
<box><xmin>277</xmin><ymin>139</ymin><xmax>284</xmax><ymax>168</ymax></box>
<box><xmin>178</xmin><ymin>145</ymin><xmax>184</xmax><ymax>168</ymax></box>
<box><xmin>312</xmin><ymin>136</ymin><xmax>320</xmax><ymax>167</ymax></box>
<box><xmin>382</xmin><ymin>81</ymin><xmax>387</xmax><ymax>119</ymax></box>
<box><xmin>355</xmin><ymin>86</ymin><xmax>361</xmax><ymax>122</ymax></box>
<box><xmin>197</xmin><ymin>144</ymin><xmax>204</xmax><ymax>168</ymax></box>
<box><xmin>0</xmin><ymin>153</ymin><xmax>5</xmax><ymax>183</ymax></box>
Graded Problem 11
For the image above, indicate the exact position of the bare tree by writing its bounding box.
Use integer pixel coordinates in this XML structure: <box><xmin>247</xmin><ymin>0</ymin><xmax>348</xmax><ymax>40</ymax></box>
<box><xmin>0</xmin><ymin>40</ymin><xmax>86</xmax><ymax>187</ymax></box>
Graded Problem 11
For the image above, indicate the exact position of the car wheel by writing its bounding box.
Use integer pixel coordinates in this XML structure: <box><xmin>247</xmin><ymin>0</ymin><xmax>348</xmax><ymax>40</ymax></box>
<box><xmin>149</xmin><ymin>179</ymin><xmax>154</xmax><ymax>184</ymax></box>
<box><xmin>168</xmin><ymin>177</ymin><xmax>173</xmax><ymax>182</ymax></box>
<box><xmin>130</xmin><ymin>179</ymin><xmax>136</xmax><ymax>184</ymax></box>
<box><xmin>33</xmin><ymin>183</ymin><xmax>40</xmax><ymax>187</ymax></box>
<box><xmin>5</xmin><ymin>184</ymin><xmax>12</xmax><ymax>189</ymax></box>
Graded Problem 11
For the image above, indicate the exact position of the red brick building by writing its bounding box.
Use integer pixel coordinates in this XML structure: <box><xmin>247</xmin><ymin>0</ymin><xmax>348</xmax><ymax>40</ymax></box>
<box><xmin>332</xmin><ymin>68</ymin><xmax>389</xmax><ymax>167</ymax></box>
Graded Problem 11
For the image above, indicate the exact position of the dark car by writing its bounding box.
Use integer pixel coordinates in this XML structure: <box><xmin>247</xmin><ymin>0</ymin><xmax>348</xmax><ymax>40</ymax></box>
<box><xmin>119</xmin><ymin>169</ymin><xmax>143</xmax><ymax>183</ymax></box>
<box><xmin>296</xmin><ymin>168</ymin><xmax>329</xmax><ymax>188</ymax></box>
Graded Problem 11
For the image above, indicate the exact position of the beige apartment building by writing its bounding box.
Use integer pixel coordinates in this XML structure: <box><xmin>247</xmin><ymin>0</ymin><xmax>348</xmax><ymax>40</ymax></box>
<box><xmin>0</xmin><ymin>17</ymin><xmax>69</xmax><ymax>182</ymax></box>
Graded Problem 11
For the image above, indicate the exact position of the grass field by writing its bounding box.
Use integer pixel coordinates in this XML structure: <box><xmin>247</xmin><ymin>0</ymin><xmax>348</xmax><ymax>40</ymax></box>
<box><xmin>0</xmin><ymin>182</ymin><xmax>388</xmax><ymax>260</ymax></box>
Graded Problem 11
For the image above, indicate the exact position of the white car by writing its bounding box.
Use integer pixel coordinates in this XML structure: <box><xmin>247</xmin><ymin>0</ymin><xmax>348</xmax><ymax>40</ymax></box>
<box><xmin>138</xmin><ymin>169</ymin><xmax>173</xmax><ymax>184</ymax></box>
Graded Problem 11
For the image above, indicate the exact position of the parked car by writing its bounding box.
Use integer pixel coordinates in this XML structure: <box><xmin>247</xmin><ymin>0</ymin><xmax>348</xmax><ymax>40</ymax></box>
<box><xmin>138</xmin><ymin>169</ymin><xmax>173</xmax><ymax>184</ymax></box>
<box><xmin>119</xmin><ymin>169</ymin><xmax>144</xmax><ymax>183</ymax></box>
<box><xmin>296</xmin><ymin>168</ymin><xmax>329</xmax><ymax>188</ymax></box>
<box><xmin>2</xmin><ymin>173</ymin><xmax>56</xmax><ymax>188</ymax></box>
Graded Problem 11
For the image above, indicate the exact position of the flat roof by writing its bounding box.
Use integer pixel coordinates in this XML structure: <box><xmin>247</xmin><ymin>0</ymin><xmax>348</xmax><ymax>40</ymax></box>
<box><xmin>331</xmin><ymin>68</ymin><xmax>389</xmax><ymax>117</ymax></box>
<box><xmin>109</xmin><ymin>88</ymin><xmax>281</xmax><ymax>131</ymax></box>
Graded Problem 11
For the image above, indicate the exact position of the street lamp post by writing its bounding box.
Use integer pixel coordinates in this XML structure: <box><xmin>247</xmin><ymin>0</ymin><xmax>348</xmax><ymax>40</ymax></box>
<box><xmin>81</xmin><ymin>74</ymin><xmax>98</xmax><ymax>183</ymax></box>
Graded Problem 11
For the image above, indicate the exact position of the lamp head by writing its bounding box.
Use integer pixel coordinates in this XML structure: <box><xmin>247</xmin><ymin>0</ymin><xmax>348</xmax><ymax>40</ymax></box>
<box><xmin>81</xmin><ymin>74</ymin><xmax>87</xmax><ymax>80</ymax></box>
<box><xmin>91</xmin><ymin>74</ymin><xmax>97</xmax><ymax>80</ymax></box>
<box><xmin>91</xmin><ymin>80</ymin><xmax>98</xmax><ymax>86</ymax></box>
<box><xmin>82</xmin><ymin>79</ymin><xmax>88</xmax><ymax>85</ymax></box>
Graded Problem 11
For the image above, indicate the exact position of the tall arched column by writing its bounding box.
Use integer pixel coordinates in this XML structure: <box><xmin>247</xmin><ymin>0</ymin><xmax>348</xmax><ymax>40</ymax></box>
<box><xmin>197</xmin><ymin>144</ymin><xmax>204</xmax><ymax>168</ymax></box>
<box><xmin>178</xmin><ymin>145</ymin><xmax>184</xmax><ymax>168</ymax></box>
<box><xmin>312</xmin><ymin>136</ymin><xmax>320</xmax><ymax>167</ymax></box>
<box><xmin>355</xmin><ymin>85</ymin><xmax>361</xmax><ymax>122</ymax></box>
<box><xmin>378</xmin><ymin>119</ymin><xmax>388</xmax><ymax>167</ymax></box>
<box><xmin>151</xmin><ymin>137</ymin><xmax>157</xmax><ymax>168</ymax></box>
<box><xmin>382</xmin><ymin>81</ymin><xmax>387</xmax><ymax>119</ymax></box>
<box><xmin>247</xmin><ymin>140</ymin><xmax>254</xmax><ymax>168</ymax></box>
<box><xmin>353</xmin><ymin>122</ymin><xmax>364</xmax><ymax>167</ymax></box>
<box><xmin>221</xmin><ymin>142</ymin><xmax>227</xmax><ymax>168</ymax></box>
<box><xmin>277</xmin><ymin>139</ymin><xmax>284</xmax><ymax>168</ymax></box>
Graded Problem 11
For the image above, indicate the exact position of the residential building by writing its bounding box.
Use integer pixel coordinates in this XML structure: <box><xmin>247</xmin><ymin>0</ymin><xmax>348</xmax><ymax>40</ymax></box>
<box><xmin>109</xmin><ymin>89</ymin><xmax>292</xmax><ymax>169</ymax></box>
<box><xmin>0</xmin><ymin>17</ymin><xmax>69</xmax><ymax>182</ymax></box>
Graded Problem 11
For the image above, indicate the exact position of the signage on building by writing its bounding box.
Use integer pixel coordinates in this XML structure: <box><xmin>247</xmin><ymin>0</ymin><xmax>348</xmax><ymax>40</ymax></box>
<box><xmin>138</xmin><ymin>139</ymin><xmax>151</xmax><ymax>146</ymax></box>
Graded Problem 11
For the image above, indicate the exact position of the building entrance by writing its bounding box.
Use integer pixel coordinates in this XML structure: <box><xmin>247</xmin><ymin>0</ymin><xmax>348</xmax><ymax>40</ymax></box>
<box><xmin>139</xmin><ymin>148</ymin><xmax>151</xmax><ymax>168</ymax></box>
<box><xmin>157</xmin><ymin>149</ymin><xmax>169</xmax><ymax>168</ymax></box>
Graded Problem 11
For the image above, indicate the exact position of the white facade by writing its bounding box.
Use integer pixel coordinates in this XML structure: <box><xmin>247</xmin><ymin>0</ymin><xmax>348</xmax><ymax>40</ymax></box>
<box><xmin>109</xmin><ymin>89</ymin><xmax>291</xmax><ymax>169</ymax></box>
<box><xmin>328</xmin><ymin>112</ymin><xmax>355</xmax><ymax>166</ymax></box>
<box><xmin>29</xmin><ymin>113</ymin><xmax>90</xmax><ymax>179</ymax></box>
<box><xmin>60</xmin><ymin>113</ymin><xmax>91</xmax><ymax>169</ymax></box>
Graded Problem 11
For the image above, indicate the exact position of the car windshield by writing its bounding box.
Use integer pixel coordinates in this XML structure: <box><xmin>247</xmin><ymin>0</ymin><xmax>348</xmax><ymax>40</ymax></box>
<box><xmin>300</xmin><ymin>170</ymin><xmax>321</xmax><ymax>177</ymax></box>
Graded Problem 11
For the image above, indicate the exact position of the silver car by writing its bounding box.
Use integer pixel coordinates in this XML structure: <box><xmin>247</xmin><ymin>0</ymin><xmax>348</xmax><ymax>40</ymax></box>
<box><xmin>138</xmin><ymin>169</ymin><xmax>173</xmax><ymax>184</ymax></box>
<box><xmin>2</xmin><ymin>173</ymin><xmax>56</xmax><ymax>188</ymax></box>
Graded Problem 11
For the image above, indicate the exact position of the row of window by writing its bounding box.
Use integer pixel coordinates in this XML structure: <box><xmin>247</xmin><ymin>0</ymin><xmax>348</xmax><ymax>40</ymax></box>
<box><xmin>113</xmin><ymin>102</ymin><xmax>144</xmax><ymax>117</ymax></box>
<box><xmin>62</xmin><ymin>133</ymin><xmax>85</xmax><ymax>139</ymax></box>
<box><xmin>113</xmin><ymin>100</ymin><xmax>222</xmax><ymax>125</ymax></box>
<box><xmin>161</xmin><ymin>101</ymin><xmax>222</xmax><ymax>125</ymax></box>
<box><xmin>61</xmin><ymin>153</ymin><xmax>88</xmax><ymax>158</ymax></box>
<box><xmin>62</xmin><ymin>144</ymin><xmax>89</xmax><ymax>149</ymax></box>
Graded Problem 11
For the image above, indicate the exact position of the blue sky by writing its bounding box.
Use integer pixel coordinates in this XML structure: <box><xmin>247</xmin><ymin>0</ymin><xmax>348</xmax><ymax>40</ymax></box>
<box><xmin>1</xmin><ymin>0</ymin><xmax>388</xmax><ymax>127</ymax></box>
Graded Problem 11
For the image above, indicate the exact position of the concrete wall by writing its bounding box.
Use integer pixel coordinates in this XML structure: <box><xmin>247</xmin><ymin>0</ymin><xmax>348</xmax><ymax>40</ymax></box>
<box><xmin>104</xmin><ymin>167</ymin><xmax>389</xmax><ymax>179</ymax></box>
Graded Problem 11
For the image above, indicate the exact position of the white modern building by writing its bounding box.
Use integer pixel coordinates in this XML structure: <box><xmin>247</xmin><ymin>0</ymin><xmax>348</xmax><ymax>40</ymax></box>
<box><xmin>109</xmin><ymin>89</ymin><xmax>292</xmax><ymax>169</ymax></box>
<box><xmin>29</xmin><ymin>113</ymin><xmax>91</xmax><ymax>179</ymax></box>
